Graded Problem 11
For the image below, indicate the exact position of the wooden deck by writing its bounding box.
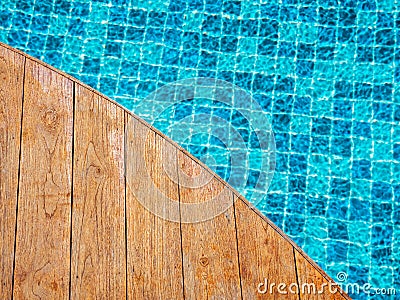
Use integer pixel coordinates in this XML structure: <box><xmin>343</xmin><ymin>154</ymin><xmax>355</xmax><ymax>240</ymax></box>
<box><xmin>0</xmin><ymin>42</ymin><xmax>350</xmax><ymax>299</ymax></box>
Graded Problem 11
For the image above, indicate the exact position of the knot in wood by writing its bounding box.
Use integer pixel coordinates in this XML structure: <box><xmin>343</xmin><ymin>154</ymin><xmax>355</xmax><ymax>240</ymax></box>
<box><xmin>199</xmin><ymin>256</ymin><xmax>209</xmax><ymax>267</ymax></box>
<box><xmin>41</xmin><ymin>108</ymin><xmax>59</xmax><ymax>130</ymax></box>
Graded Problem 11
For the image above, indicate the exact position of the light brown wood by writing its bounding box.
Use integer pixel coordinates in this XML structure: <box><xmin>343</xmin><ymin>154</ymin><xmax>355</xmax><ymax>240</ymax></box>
<box><xmin>235</xmin><ymin>198</ymin><xmax>298</xmax><ymax>299</ymax></box>
<box><xmin>0</xmin><ymin>45</ymin><xmax>24</xmax><ymax>299</ymax></box>
<box><xmin>125</xmin><ymin>119</ymin><xmax>184</xmax><ymax>299</ymax></box>
<box><xmin>295</xmin><ymin>250</ymin><xmax>347</xmax><ymax>300</ymax></box>
<box><xmin>178</xmin><ymin>152</ymin><xmax>242</xmax><ymax>299</ymax></box>
<box><xmin>70</xmin><ymin>84</ymin><xmax>126</xmax><ymax>299</ymax></box>
<box><xmin>13</xmin><ymin>59</ymin><xmax>73</xmax><ymax>299</ymax></box>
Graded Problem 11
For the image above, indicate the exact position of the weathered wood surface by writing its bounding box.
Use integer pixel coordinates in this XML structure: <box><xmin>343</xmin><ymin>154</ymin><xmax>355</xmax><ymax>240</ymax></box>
<box><xmin>295</xmin><ymin>250</ymin><xmax>347</xmax><ymax>300</ymax></box>
<box><xmin>0</xmin><ymin>42</ymin><xmax>350</xmax><ymax>300</ymax></box>
<box><xmin>70</xmin><ymin>85</ymin><xmax>126</xmax><ymax>299</ymax></box>
<box><xmin>178</xmin><ymin>152</ymin><xmax>242</xmax><ymax>299</ymax></box>
<box><xmin>13</xmin><ymin>59</ymin><xmax>73</xmax><ymax>299</ymax></box>
<box><xmin>235</xmin><ymin>198</ymin><xmax>299</xmax><ymax>299</ymax></box>
<box><xmin>125</xmin><ymin>119</ymin><xmax>184</xmax><ymax>299</ymax></box>
<box><xmin>0</xmin><ymin>44</ymin><xmax>24</xmax><ymax>300</ymax></box>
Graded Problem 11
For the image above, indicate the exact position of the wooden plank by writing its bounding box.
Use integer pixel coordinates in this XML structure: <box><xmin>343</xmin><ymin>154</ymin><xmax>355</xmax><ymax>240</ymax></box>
<box><xmin>125</xmin><ymin>118</ymin><xmax>184</xmax><ymax>299</ymax></box>
<box><xmin>234</xmin><ymin>199</ymin><xmax>298</xmax><ymax>299</ymax></box>
<box><xmin>295</xmin><ymin>250</ymin><xmax>347</xmax><ymax>300</ymax></box>
<box><xmin>13</xmin><ymin>59</ymin><xmax>73</xmax><ymax>299</ymax></box>
<box><xmin>178</xmin><ymin>152</ymin><xmax>242</xmax><ymax>299</ymax></box>
<box><xmin>0</xmin><ymin>45</ymin><xmax>24</xmax><ymax>299</ymax></box>
<box><xmin>70</xmin><ymin>85</ymin><xmax>126</xmax><ymax>299</ymax></box>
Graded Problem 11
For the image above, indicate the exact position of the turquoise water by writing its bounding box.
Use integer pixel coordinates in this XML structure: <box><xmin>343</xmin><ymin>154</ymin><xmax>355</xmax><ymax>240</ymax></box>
<box><xmin>1</xmin><ymin>0</ymin><xmax>399</xmax><ymax>298</ymax></box>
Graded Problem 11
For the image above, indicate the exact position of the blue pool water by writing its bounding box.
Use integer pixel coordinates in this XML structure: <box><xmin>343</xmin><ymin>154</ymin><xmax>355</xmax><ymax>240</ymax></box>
<box><xmin>1</xmin><ymin>0</ymin><xmax>399</xmax><ymax>298</ymax></box>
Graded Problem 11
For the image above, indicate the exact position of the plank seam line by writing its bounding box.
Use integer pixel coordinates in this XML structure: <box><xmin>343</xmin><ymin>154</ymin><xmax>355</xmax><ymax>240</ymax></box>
<box><xmin>232</xmin><ymin>194</ymin><xmax>244</xmax><ymax>300</ymax></box>
<box><xmin>11</xmin><ymin>55</ymin><xmax>26</xmax><ymax>300</ymax></box>
<box><xmin>124</xmin><ymin>112</ymin><xmax>128</xmax><ymax>300</ymax></box>
<box><xmin>68</xmin><ymin>81</ymin><xmax>76</xmax><ymax>300</ymax></box>
<box><xmin>293</xmin><ymin>247</ymin><xmax>301</xmax><ymax>300</ymax></box>
<box><xmin>175</xmin><ymin>148</ymin><xmax>186</xmax><ymax>300</ymax></box>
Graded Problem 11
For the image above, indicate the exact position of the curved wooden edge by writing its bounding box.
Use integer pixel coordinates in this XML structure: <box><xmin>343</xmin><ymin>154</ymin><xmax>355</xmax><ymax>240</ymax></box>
<box><xmin>0</xmin><ymin>41</ymin><xmax>351</xmax><ymax>299</ymax></box>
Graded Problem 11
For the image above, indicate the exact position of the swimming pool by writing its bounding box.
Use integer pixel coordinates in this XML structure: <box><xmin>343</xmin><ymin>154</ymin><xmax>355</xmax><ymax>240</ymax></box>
<box><xmin>1</xmin><ymin>0</ymin><xmax>399</xmax><ymax>298</ymax></box>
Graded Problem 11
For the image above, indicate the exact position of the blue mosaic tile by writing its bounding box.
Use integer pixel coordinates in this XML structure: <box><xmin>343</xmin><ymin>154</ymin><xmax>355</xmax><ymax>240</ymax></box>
<box><xmin>289</xmin><ymin>175</ymin><xmax>306</xmax><ymax>193</ymax></box>
<box><xmin>0</xmin><ymin>10</ymin><xmax>12</xmax><ymax>28</ymax></box>
<box><xmin>339</xmin><ymin>8</ymin><xmax>357</xmax><ymax>26</ymax></box>
<box><xmin>289</xmin><ymin>154</ymin><xmax>307</xmax><ymax>173</ymax></box>
<box><xmin>348</xmin><ymin>265</ymin><xmax>369</xmax><ymax>286</ymax></box>
<box><xmin>27</xmin><ymin>35</ymin><xmax>46</xmax><ymax>52</ymax></box>
<box><xmin>147</xmin><ymin>11</ymin><xmax>166</xmax><ymax>27</ymax></box>
<box><xmin>72</xmin><ymin>2</ymin><xmax>90</xmax><ymax>18</ymax></box>
<box><xmin>352</xmin><ymin>159</ymin><xmax>372</xmax><ymax>180</ymax></box>
<box><xmin>311</xmin><ymin>136</ymin><xmax>329</xmax><ymax>154</ymax></box>
<box><xmin>372</xmin><ymin>202</ymin><xmax>393</xmax><ymax>223</ymax></box>
<box><xmin>394</xmin><ymin>144</ymin><xmax>400</xmax><ymax>161</ymax></box>
<box><xmin>7</xmin><ymin>30</ymin><xmax>28</xmax><ymax>48</ymax></box>
<box><xmin>68</xmin><ymin>19</ymin><xmax>86</xmax><ymax>36</ymax></box>
<box><xmin>338</xmin><ymin>27</ymin><xmax>356</xmax><ymax>43</ymax></box>
<box><xmin>328</xmin><ymin>220</ymin><xmax>349</xmax><ymax>241</ymax></box>
<box><xmin>327</xmin><ymin>198</ymin><xmax>349</xmax><ymax>219</ymax></box>
<box><xmin>331</xmin><ymin>137</ymin><xmax>352</xmax><ymax>157</ymax></box>
<box><xmin>205</xmin><ymin>0</ymin><xmax>222</xmax><ymax>13</ymax></box>
<box><xmin>223</xmin><ymin>1</ymin><xmax>241</xmax><ymax>16</ymax></box>
<box><xmin>330</xmin><ymin>178</ymin><xmax>350</xmax><ymax>198</ymax></box>
<box><xmin>372</xmin><ymin>182</ymin><xmax>393</xmax><ymax>201</ymax></box>
<box><xmin>285</xmin><ymin>214</ymin><xmax>306</xmax><ymax>236</ymax></box>
<box><xmin>306</xmin><ymin>195</ymin><xmax>327</xmax><ymax>217</ymax></box>
<box><xmin>333</xmin><ymin>120</ymin><xmax>351</xmax><ymax>136</ymax></box>
<box><xmin>349</xmin><ymin>198</ymin><xmax>370</xmax><ymax>222</ymax></box>
<box><xmin>187</xmin><ymin>0</ymin><xmax>203</xmax><ymax>10</ymax></box>
<box><xmin>394</xmin><ymin>105</ymin><xmax>400</xmax><ymax>121</ymax></box>
<box><xmin>357</xmin><ymin>46</ymin><xmax>374</xmax><ymax>62</ymax></box>
<box><xmin>327</xmin><ymin>240</ymin><xmax>348</xmax><ymax>262</ymax></box>
<box><xmin>12</xmin><ymin>12</ymin><xmax>30</xmax><ymax>30</ymax></box>
<box><xmin>15</xmin><ymin>0</ymin><xmax>33</xmax><ymax>11</ymax></box>
<box><xmin>33</xmin><ymin>0</ymin><xmax>52</xmax><ymax>14</ymax></box>
<box><xmin>43</xmin><ymin>51</ymin><xmax>63</xmax><ymax>66</ymax></box>
<box><xmin>128</xmin><ymin>9</ymin><xmax>147</xmax><ymax>26</ymax></box>
<box><xmin>375</xmin><ymin>46</ymin><xmax>394</xmax><ymax>64</ymax></box>
<box><xmin>372</xmin><ymin>225</ymin><xmax>393</xmax><ymax>247</ymax></box>
<box><xmin>358</xmin><ymin>0</ymin><xmax>377</xmax><ymax>11</ymax></box>
<box><xmin>222</xmin><ymin>18</ymin><xmax>240</xmax><ymax>36</ymax></box>
<box><xmin>279</xmin><ymin>6</ymin><xmax>298</xmax><ymax>22</ymax></box>
<box><xmin>291</xmin><ymin>134</ymin><xmax>310</xmax><ymax>153</ymax></box>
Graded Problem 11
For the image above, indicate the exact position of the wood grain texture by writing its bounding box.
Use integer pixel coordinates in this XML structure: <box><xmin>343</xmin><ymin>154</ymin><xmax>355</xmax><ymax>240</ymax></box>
<box><xmin>0</xmin><ymin>44</ymin><xmax>24</xmax><ymax>299</ymax></box>
<box><xmin>125</xmin><ymin>118</ymin><xmax>184</xmax><ymax>299</ymax></box>
<box><xmin>13</xmin><ymin>59</ymin><xmax>73</xmax><ymax>299</ymax></box>
<box><xmin>178</xmin><ymin>151</ymin><xmax>242</xmax><ymax>299</ymax></box>
<box><xmin>70</xmin><ymin>84</ymin><xmax>126</xmax><ymax>299</ymax></box>
<box><xmin>235</xmin><ymin>198</ymin><xmax>298</xmax><ymax>299</ymax></box>
<box><xmin>295</xmin><ymin>250</ymin><xmax>347</xmax><ymax>300</ymax></box>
